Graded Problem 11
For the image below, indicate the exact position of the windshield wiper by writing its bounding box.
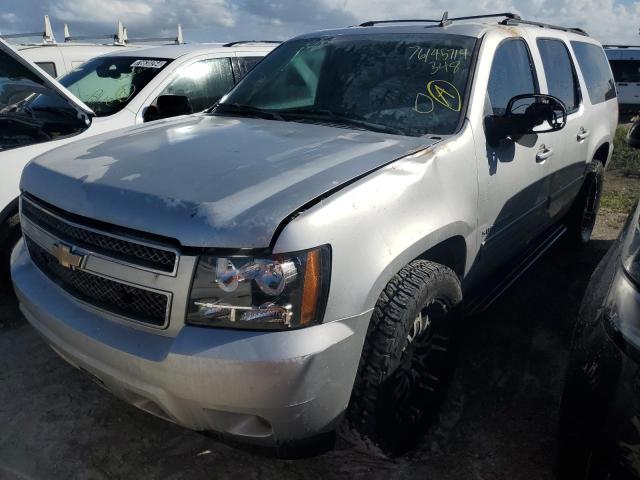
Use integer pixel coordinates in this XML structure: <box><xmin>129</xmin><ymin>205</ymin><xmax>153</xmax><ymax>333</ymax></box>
<box><xmin>213</xmin><ymin>103</ymin><xmax>284</xmax><ymax>121</ymax></box>
<box><xmin>276</xmin><ymin>107</ymin><xmax>405</xmax><ymax>136</ymax></box>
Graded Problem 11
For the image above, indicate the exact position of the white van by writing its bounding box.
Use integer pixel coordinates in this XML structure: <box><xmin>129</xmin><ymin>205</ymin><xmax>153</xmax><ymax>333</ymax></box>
<box><xmin>0</xmin><ymin>37</ymin><xmax>277</xmax><ymax>282</ymax></box>
<box><xmin>17</xmin><ymin>43</ymin><xmax>149</xmax><ymax>78</ymax></box>
<box><xmin>4</xmin><ymin>16</ymin><xmax>152</xmax><ymax>77</ymax></box>
<box><xmin>605</xmin><ymin>45</ymin><xmax>640</xmax><ymax>114</ymax></box>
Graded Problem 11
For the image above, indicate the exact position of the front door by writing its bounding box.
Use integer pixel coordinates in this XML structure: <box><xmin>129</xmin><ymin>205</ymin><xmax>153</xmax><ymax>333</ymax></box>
<box><xmin>475</xmin><ymin>38</ymin><xmax>554</xmax><ymax>274</ymax></box>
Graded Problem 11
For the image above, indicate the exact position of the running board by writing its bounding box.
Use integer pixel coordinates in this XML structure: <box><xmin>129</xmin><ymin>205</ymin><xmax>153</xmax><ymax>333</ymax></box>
<box><xmin>465</xmin><ymin>224</ymin><xmax>567</xmax><ymax>315</ymax></box>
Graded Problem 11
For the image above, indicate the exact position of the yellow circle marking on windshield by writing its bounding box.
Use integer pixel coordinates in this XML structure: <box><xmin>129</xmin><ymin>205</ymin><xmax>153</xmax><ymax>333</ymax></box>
<box><xmin>427</xmin><ymin>80</ymin><xmax>461</xmax><ymax>112</ymax></box>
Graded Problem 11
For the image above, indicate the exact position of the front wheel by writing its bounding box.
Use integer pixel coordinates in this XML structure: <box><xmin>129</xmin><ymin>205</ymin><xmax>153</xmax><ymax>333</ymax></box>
<box><xmin>345</xmin><ymin>260</ymin><xmax>463</xmax><ymax>455</ymax></box>
<box><xmin>567</xmin><ymin>161</ymin><xmax>604</xmax><ymax>245</ymax></box>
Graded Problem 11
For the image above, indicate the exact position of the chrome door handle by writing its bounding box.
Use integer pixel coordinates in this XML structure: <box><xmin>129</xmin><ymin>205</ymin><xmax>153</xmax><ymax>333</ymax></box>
<box><xmin>536</xmin><ymin>145</ymin><xmax>554</xmax><ymax>163</ymax></box>
<box><xmin>577</xmin><ymin>128</ymin><xmax>590</xmax><ymax>141</ymax></box>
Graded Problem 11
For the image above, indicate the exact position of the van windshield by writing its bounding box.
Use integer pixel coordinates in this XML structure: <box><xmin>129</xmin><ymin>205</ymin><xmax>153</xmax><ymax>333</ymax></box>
<box><xmin>30</xmin><ymin>56</ymin><xmax>171</xmax><ymax>117</ymax></box>
<box><xmin>215</xmin><ymin>33</ymin><xmax>477</xmax><ymax>137</ymax></box>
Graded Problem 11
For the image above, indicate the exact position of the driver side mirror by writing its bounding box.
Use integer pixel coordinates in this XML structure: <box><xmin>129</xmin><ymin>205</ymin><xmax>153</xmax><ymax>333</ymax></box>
<box><xmin>485</xmin><ymin>94</ymin><xmax>567</xmax><ymax>147</ymax></box>
<box><xmin>627</xmin><ymin>119</ymin><xmax>640</xmax><ymax>149</ymax></box>
<box><xmin>144</xmin><ymin>94</ymin><xmax>193</xmax><ymax>122</ymax></box>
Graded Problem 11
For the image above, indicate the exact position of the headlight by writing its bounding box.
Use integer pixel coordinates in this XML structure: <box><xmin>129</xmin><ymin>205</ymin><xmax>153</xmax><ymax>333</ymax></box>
<box><xmin>622</xmin><ymin>203</ymin><xmax>640</xmax><ymax>286</ymax></box>
<box><xmin>605</xmin><ymin>203</ymin><xmax>640</xmax><ymax>351</ymax></box>
<box><xmin>187</xmin><ymin>245</ymin><xmax>331</xmax><ymax>330</ymax></box>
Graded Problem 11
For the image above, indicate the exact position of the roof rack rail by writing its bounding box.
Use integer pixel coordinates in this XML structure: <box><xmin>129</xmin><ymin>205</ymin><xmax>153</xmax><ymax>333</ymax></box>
<box><xmin>0</xmin><ymin>15</ymin><xmax>56</xmax><ymax>44</ymax></box>
<box><xmin>359</xmin><ymin>12</ymin><xmax>520</xmax><ymax>27</ymax></box>
<box><xmin>65</xmin><ymin>21</ymin><xmax>183</xmax><ymax>45</ymax></box>
<box><xmin>358</xmin><ymin>12</ymin><xmax>589</xmax><ymax>36</ymax></box>
<box><xmin>603</xmin><ymin>44</ymin><xmax>640</xmax><ymax>48</ymax></box>
<box><xmin>222</xmin><ymin>40</ymin><xmax>282</xmax><ymax>47</ymax></box>
<box><xmin>64</xmin><ymin>20</ymin><xmax>128</xmax><ymax>45</ymax></box>
<box><xmin>500</xmin><ymin>17</ymin><xmax>589</xmax><ymax>36</ymax></box>
<box><xmin>126</xmin><ymin>24</ymin><xmax>184</xmax><ymax>45</ymax></box>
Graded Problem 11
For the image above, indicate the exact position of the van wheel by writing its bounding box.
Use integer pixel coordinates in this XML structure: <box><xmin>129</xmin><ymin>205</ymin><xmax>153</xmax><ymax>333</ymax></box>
<box><xmin>567</xmin><ymin>161</ymin><xmax>604</xmax><ymax>245</ymax></box>
<box><xmin>0</xmin><ymin>213</ymin><xmax>21</xmax><ymax>292</ymax></box>
<box><xmin>345</xmin><ymin>260</ymin><xmax>462</xmax><ymax>455</ymax></box>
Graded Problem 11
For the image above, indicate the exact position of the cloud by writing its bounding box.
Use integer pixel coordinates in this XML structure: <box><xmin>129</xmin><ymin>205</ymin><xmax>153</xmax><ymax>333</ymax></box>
<box><xmin>50</xmin><ymin>0</ymin><xmax>236</xmax><ymax>34</ymax></box>
<box><xmin>0</xmin><ymin>0</ymin><xmax>639</xmax><ymax>44</ymax></box>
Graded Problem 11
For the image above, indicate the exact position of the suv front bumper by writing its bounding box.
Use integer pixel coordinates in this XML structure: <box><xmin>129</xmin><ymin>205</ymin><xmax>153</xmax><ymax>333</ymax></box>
<box><xmin>11</xmin><ymin>239</ymin><xmax>370</xmax><ymax>450</ymax></box>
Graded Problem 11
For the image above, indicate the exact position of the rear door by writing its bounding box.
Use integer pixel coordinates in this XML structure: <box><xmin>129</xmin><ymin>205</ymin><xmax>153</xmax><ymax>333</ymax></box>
<box><xmin>534</xmin><ymin>37</ymin><xmax>588</xmax><ymax>220</ymax></box>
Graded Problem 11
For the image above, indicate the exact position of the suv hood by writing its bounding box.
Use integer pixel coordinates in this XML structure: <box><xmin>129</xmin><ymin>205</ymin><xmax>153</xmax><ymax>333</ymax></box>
<box><xmin>21</xmin><ymin>115</ymin><xmax>437</xmax><ymax>248</ymax></box>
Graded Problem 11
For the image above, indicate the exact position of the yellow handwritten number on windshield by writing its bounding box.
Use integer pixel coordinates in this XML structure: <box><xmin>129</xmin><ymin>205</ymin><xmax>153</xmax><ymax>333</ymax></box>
<box><xmin>426</xmin><ymin>80</ymin><xmax>461</xmax><ymax>112</ymax></box>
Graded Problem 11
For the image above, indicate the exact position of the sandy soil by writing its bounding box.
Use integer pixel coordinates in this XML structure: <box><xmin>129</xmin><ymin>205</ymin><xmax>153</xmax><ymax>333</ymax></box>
<box><xmin>0</xmin><ymin>196</ymin><xmax>629</xmax><ymax>480</ymax></box>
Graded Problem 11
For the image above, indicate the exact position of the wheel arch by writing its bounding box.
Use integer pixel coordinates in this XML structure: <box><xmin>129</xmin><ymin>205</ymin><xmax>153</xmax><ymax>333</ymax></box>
<box><xmin>592</xmin><ymin>142</ymin><xmax>611</xmax><ymax>167</ymax></box>
<box><xmin>0</xmin><ymin>196</ymin><xmax>19</xmax><ymax>244</ymax></box>
<box><xmin>363</xmin><ymin>223</ymin><xmax>471</xmax><ymax>312</ymax></box>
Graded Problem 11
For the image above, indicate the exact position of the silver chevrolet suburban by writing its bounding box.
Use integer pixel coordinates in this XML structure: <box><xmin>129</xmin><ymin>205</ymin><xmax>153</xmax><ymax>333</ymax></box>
<box><xmin>11</xmin><ymin>13</ymin><xmax>618</xmax><ymax>456</ymax></box>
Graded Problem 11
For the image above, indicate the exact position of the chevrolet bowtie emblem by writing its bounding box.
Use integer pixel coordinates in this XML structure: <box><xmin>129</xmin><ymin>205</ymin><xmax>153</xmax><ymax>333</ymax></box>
<box><xmin>52</xmin><ymin>242</ymin><xmax>84</xmax><ymax>270</ymax></box>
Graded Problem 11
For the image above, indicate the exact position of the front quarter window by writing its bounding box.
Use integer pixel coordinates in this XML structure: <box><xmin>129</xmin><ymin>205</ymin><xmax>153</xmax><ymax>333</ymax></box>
<box><xmin>216</xmin><ymin>33</ymin><xmax>477</xmax><ymax>137</ymax></box>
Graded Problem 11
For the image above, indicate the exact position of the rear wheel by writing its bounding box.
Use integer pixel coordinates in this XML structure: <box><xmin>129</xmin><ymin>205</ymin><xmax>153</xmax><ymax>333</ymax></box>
<box><xmin>0</xmin><ymin>213</ymin><xmax>21</xmax><ymax>292</ymax></box>
<box><xmin>345</xmin><ymin>260</ymin><xmax>462</xmax><ymax>455</ymax></box>
<box><xmin>567</xmin><ymin>161</ymin><xmax>604</xmax><ymax>245</ymax></box>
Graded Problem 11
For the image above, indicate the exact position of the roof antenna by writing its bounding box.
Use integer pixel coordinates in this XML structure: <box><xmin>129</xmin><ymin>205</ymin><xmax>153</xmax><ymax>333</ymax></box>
<box><xmin>43</xmin><ymin>15</ymin><xmax>56</xmax><ymax>43</ymax></box>
<box><xmin>176</xmin><ymin>24</ymin><xmax>183</xmax><ymax>44</ymax></box>
<box><xmin>63</xmin><ymin>23</ymin><xmax>71</xmax><ymax>42</ymax></box>
<box><xmin>440</xmin><ymin>11</ymin><xmax>452</xmax><ymax>27</ymax></box>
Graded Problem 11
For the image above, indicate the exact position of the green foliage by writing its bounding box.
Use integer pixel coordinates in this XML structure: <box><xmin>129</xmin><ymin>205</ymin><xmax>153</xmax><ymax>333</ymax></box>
<box><xmin>610</xmin><ymin>126</ymin><xmax>640</xmax><ymax>175</ymax></box>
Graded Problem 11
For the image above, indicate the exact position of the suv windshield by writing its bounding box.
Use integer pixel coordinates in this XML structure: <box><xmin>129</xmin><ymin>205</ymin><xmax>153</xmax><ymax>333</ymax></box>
<box><xmin>30</xmin><ymin>56</ymin><xmax>171</xmax><ymax>117</ymax></box>
<box><xmin>215</xmin><ymin>33</ymin><xmax>477</xmax><ymax>137</ymax></box>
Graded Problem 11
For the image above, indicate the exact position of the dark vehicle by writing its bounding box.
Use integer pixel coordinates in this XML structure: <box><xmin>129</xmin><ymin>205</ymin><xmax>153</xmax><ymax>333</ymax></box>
<box><xmin>557</xmin><ymin>123</ymin><xmax>640</xmax><ymax>478</ymax></box>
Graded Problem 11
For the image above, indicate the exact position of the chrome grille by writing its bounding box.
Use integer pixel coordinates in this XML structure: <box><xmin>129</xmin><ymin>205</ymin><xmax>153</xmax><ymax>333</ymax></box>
<box><xmin>21</xmin><ymin>197</ymin><xmax>177</xmax><ymax>274</ymax></box>
<box><xmin>26</xmin><ymin>237</ymin><xmax>169</xmax><ymax>326</ymax></box>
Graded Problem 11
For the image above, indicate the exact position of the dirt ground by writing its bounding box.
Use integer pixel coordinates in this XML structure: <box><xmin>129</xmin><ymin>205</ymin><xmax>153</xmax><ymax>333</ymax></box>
<box><xmin>0</xmin><ymin>175</ymin><xmax>635</xmax><ymax>480</ymax></box>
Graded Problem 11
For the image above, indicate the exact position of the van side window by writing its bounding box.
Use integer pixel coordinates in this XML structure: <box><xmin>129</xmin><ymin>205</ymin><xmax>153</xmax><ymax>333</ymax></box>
<box><xmin>35</xmin><ymin>62</ymin><xmax>57</xmax><ymax>78</ymax></box>
<box><xmin>570</xmin><ymin>41</ymin><xmax>616</xmax><ymax>104</ymax></box>
<box><xmin>609</xmin><ymin>59</ymin><xmax>640</xmax><ymax>83</ymax></box>
<box><xmin>487</xmin><ymin>39</ymin><xmax>537</xmax><ymax>115</ymax></box>
<box><xmin>537</xmin><ymin>39</ymin><xmax>581</xmax><ymax>113</ymax></box>
<box><xmin>161</xmin><ymin>58</ymin><xmax>235</xmax><ymax>112</ymax></box>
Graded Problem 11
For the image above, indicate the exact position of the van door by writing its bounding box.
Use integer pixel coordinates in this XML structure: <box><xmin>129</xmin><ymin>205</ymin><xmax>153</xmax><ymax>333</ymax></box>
<box><xmin>535</xmin><ymin>38</ymin><xmax>588</xmax><ymax>220</ymax></box>
<box><xmin>0</xmin><ymin>38</ymin><xmax>94</xmax><ymax>151</ymax></box>
<box><xmin>475</xmin><ymin>38</ymin><xmax>554</xmax><ymax>274</ymax></box>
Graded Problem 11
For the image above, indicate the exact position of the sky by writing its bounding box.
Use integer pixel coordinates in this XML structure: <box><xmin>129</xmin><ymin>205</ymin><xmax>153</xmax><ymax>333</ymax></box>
<box><xmin>1</xmin><ymin>0</ymin><xmax>640</xmax><ymax>45</ymax></box>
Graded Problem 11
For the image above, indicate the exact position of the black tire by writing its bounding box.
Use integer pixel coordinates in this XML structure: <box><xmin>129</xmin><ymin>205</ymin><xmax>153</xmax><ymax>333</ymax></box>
<box><xmin>0</xmin><ymin>213</ymin><xmax>21</xmax><ymax>293</ymax></box>
<box><xmin>345</xmin><ymin>260</ymin><xmax>463</xmax><ymax>455</ymax></box>
<box><xmin>567</xmin><ymin>161</ymin><xmax>604</xmax><ymax>245</ymax></box>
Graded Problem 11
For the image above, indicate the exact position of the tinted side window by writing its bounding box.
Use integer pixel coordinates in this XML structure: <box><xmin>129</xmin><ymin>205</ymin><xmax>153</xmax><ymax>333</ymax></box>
<box><xmin>537</xmin><ymin>39</ymin><xmax>580</xmax><ymax>113</ymax></box>
<box><xmin>234</xmin><ymin>56</ymin><xmax>263</xmax><ymax>80</ymax></box>
<box><xmin>609</xmin><ymin>60</ymin><xmax>640</xmax><ymax>83</ymax></box>
<box><xmin>162</xmin><ymin>57</ymin><xmax>234</xmax><ymax>111</ymax></box>
<box><xmin>36</xmin><ymin>62</ymin><xmax>57</xmax><ymax>78</ymax></box>
<box><xmin>488</xmin><ymin>39</ymin><xmax>537</xmax><ymax>115</ymax></box>
<box><xmin>571</xmin><ymin>41</ymin><xmax>616</xmax><ymax>104</ymax></box>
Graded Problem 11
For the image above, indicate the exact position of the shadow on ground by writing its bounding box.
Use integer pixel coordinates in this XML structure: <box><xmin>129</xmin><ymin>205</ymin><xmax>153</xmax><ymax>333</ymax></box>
<box><xmin>0</xmin><ymin>236</ymin><xmax>613</xmax><ymax>480</ymax></box>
